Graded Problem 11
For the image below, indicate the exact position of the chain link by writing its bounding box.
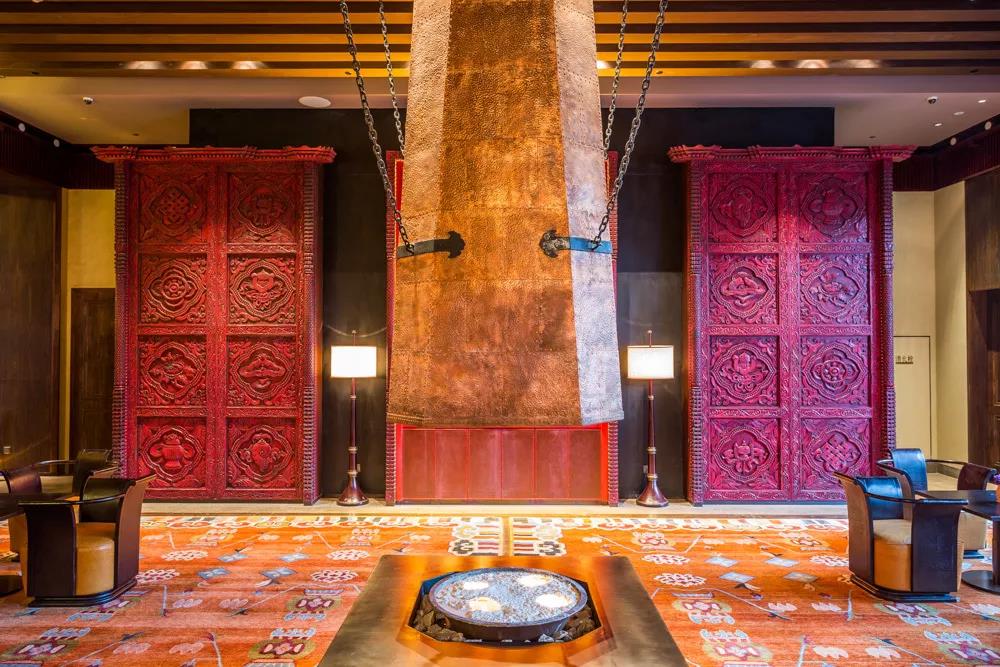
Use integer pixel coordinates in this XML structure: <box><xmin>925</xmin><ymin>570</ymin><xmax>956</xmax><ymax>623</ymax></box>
<box><xmin>591</xmin><ymin>0</ymin><xmax>669</xmax><ymax>250</ymax></box>
<box><xmin>603</xmin><ymin>0</ymin><xmax>629</xmax><ymax>157</ymax></box>
<box><xmin>379</xmin><ymin>0</ymin><xmax>406</xmax><ymax>158</ymax></box>
<box><xmin>340</xmin><ymin>0</ymin><xmax>414</xmax><ymax>255</ymax></box>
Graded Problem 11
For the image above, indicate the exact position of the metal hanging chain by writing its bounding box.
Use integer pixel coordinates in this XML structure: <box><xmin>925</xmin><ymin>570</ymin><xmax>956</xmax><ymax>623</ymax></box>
<box><xmin>591</xmin><ymin>0</ymin><xmax>669</xmax><ymax>250</ymax></box>
<box><xmin>603</xmin><ymin>0</ymin><xmax>629</xmax><ymax>156</ymax></box>
<box><xmin>340</xmin><ymin>0</ymin><xmax>414</xmax><ymax>255</ymax></box>
<box><xmin>379</xmin><ymin>0</ymin><xmax>405</xmax><ymax>158</ymax></box>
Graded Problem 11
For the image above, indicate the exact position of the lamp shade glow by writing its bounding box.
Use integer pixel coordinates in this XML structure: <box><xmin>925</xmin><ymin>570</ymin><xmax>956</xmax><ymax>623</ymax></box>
<box><xmin>330</xmin><ymin>345</ymin><xmax>377</xmax><ymax>378</ymax></box>
<box><xmin>627</xmin><ymin>345</ymin><xmax>674</xmax><ymax>380</ymax></box>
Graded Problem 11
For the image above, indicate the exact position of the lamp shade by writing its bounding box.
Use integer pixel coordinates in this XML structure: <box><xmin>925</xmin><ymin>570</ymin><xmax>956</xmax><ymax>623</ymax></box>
<box><xmin>330</xmin><ymin>345</ymin><xmax>377</xmax><ymax>378</ymax></box>
<box><xmin>627</xmin><ymin>345</ymin><xmax>674</xmax><ymax>380</ymax></box>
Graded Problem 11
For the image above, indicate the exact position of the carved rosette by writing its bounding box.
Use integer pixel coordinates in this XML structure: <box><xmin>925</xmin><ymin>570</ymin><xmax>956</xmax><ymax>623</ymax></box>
<box><xmin>708</xmin><ymin>253</ymin><xmax>778</xmax><ymax>324</ymax></box>
<box><xmin>801</xmin><ymin>336</ymin><xmax>870</xmax><ymax>407</ymax></box>
<box><xmin>138</xmin><ymin>420</ymin><xmax>207</xmax><ymax>488</ymax></box>
<box><xmin>138</xmin><ymin>337</ymin><xmax>207</xmax><ymax>406</ymax></box>
<box><xmin>227</xmin><ymin>337</ymin><xmax>297</xmax><ymax>406</ymax></box>
<box><xmin>140</xmin><ymin>255</ymin><xmax>208</xmax><ymax>324</ymax></box>
<box><xmin>706</xmin><ymin>173</ymin><xmax>777</xmax><ymax>243</ymax></box>
<box><xmin>800</xmin><ymin>418</ymin><xmax>869</xmax><ymax>490</ymax></box>
<box><xmin>710</xmin><ymin>336</ymin><xmax>779</xmax><ymax>407</ymax></box>
<box><xmin>799</xmin><ymin>253</ymin><xmax>870</xmax><ymax>324</ymax></box>
<box><xmin>229</xmin><ymin>255</ymin><xmax>296</xmax><ymax>324</ymax></box>
<box><xmin>228</xmin><ymin>173</ymin><xmax>299</xmax><ymax>243</ymax></box>
<box><xmin>138</xmin><ymin>169</ymin><xmax>208</xmax><ymax>243</ymax></box>
<box><xmin>797</xmin><ymin>174</ymin><xmax>868</xmax><ymax>242</ymax></box>
<box><xmin>708</xmin><ymin>419</ymin><xmax>780</xmax><ymax>491</ymax></box>
<box><xmin>227</xmin><ymin>421</ymin><xmax>296</xmax><ymax>489</ymax></box>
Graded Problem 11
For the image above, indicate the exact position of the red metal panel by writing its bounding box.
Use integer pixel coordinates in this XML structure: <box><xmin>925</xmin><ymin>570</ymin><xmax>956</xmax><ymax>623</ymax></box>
<box><xmin>400</xmin><ymin>428</ymin><xmax>434</xmax><ymax>500</ymax></box>
<box><xmin>670</xmin><ymin>145</ymin><xmax>911</xmax><ymax>503</ymax></box>
<box><xmin>567</xmin><ymin>429</ymin><xmax>603</xmax><ymax>500</ymax></box>
<box><xmin>94</xmin><ymin>146</ymin><xmax>333</xmax><ymax>503</ymax></box>
<box><xmin>500</xmin><ymin>430</ymin><xmax>536</xmax><ymax>500</ymax></box>
<box><xmin>432</xmin><ymin>430</ymin><xmax>470</xmax><ymax>500</ymax></box>
<box><xmin>534</xmin><ymin>430</ymin><xmax>570</xmax><ymax>499</ymax></box>
<box><xmin>468</xmin><ymin>430</ymin><xmax>502</xmax><ymax>499</ymax></box>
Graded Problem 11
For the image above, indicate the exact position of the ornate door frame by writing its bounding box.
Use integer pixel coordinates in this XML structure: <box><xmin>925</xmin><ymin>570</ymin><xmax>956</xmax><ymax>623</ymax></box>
<box><xmin>670</xmin><ymin>146</ymin><xmax>912</xmax><ymax>503</ymax></box>
<box><xmin>94</xmin><ymin>146</ymin><xmax>333</xmax><ymax>503</ymax></box>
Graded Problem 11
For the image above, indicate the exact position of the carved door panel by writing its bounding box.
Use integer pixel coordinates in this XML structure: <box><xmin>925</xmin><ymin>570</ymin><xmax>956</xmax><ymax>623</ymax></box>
<box><xmin>98</xmin><ymin>147</ymin><xmax>332</xmax><ymax>503</ymax></box>
<box><xmin>673</xmin><ymin>146</ymin><xmax>906</xmax><ymax>503</ymax></box>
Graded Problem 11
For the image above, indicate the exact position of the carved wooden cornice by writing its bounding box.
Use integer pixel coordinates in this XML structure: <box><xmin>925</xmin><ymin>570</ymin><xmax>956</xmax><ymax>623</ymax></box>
<box><xmin>92</xmin><ymin>145</ymin><xmax>335</xmax><ymax>164</ymax></box>
<box><xmin>668</xmin><ymin>145</ymin><xmax>915</xmax><ymax>164</ymax></box>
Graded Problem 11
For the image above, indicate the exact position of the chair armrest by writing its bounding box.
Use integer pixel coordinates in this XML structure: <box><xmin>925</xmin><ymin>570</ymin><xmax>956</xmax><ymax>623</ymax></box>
<box><xmin>862</xmin><ymin>490</ymin><xmax>967</xmax><ymax>507</ymax></box>
<box><xmin>19</xmin><ymin>490</ymin><xmax>129</xmax><ymax>507</ymax></box>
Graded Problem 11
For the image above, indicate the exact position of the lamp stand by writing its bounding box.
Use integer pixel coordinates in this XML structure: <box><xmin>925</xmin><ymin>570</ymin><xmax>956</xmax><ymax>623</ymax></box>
<box><xmin>636</xmin><ymin>331</ymin><xmax>668</xmax><ymax>507</ymax></box>
<box><xmin>337</xmin><ymin>375</ymin><xmax>368</xmax><ymax>506</ymax></box>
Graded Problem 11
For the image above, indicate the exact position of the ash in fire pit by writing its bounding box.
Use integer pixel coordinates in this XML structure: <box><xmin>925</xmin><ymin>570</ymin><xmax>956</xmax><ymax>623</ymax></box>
<box><xmin>411</xmin><ymin>567</ymin><xmax>597</xmax><ymax>644</ymax></box>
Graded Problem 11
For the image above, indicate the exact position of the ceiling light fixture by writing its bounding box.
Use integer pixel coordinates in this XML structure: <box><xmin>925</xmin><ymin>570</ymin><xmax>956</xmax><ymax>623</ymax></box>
<box><xmin>298</xmin><ymin>95</ymin><xmax>332</xmax><ymax>108</ymax></box>
<box><xmin>950</xmin><ymin>137</ymin><xmax>958</xmax><ymax>145</ymax></box>
<box><xmin>978</xmin><ymin>99</ymin><xmax>988</xmax><ymax>104</ymax></box>
<box><xmin>52</xmin><ymin>139</ymin><xmax>60</xmax><ymax>147</ymax></box>
<box><xmin>125</xmin><ymin>61</ymin><xmax>163</xmax><ymax>70</ymax></box>
<box><xmin>596</xmin><ymin>60</ymin><xmax>610</xmax><ymax>70</ymax></box>
<box><xmin>180</xmin><ymin>61</ymin><xmax>208</xmax><ymax>70</ymax></box>
<box><xmin>796</xmin><ymin>59</ymin><xmax>828</xmax><ymax>69</ymax></box>
<box><xmin>934</xmin><ymin>122</ymin><xmax>944</xmax><ymax>127</ymax></box>
<box><xmin>986</xmin><ymin>121</ymin><xmax>993</xmax><ymax>130</ymax></box>
<box><xmin>954</xmin><ymin>110</ymin><xmax>966</xmax><ymax>116</ymax></box>
<box><xmin>750</xmin><ymin>60</ymin><xmax>775</xmax><ymax>69</ymax></box>
<box><xmin>231</xmin><ymin>61</ymin><xmax>264</xmax><ymax>70</ymax></box>
<box><xmin>841</xmin><ymin>59</ymin><xmax>880</xmax><ymax>69</ymax></box>
<box><xmin>17</xmin><ymin>122</ymin><xmax>26</xmax><ymax>132</ymax></box>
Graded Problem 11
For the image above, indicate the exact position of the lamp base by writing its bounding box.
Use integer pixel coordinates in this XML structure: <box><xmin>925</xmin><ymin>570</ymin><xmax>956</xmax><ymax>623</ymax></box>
<box><xmin>337</xmin><ymin>477</ymin><xmax>369</xmax><ymax>507</ymax></box>
<box><xmin>636</xmin><ymin>478</ymin><xmax>669</xmax><ymax>507</ymax></box>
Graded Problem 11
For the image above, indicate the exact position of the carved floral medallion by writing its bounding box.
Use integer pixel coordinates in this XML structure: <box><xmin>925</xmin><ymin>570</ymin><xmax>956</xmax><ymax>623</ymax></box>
<box><xmin>709</xmin><ymin>419</ymin><xmax>780</xmax><ymax>490</ymax></box>
<box><xmin>798</xmin><ymin>174</ymin><xmax>867</xmax><ymax>242</ymax></box>
<box><xmin>139</xmin><ymin>171</ymin><xmax>207</xmax><ymax>243</ymax></box>
<box><xmin>139</xmin><ymin>338</ymin><xmax>207</xmax><ymax>406</ymax></box>
<box><xmin>800</xmin><ymin>254</ymin><xmax>869</xmax><ymax>324</ymax></box>
<box><xmin>228</xmin><ymin>423</ymin><xmax>295</xmax><ymax>487</ymax></box>
<box><xmin>801</xmin><ymin>337</ymin><xmax>869</xmax><ymax>406</ymax></box>
<box><xmin>140</xmin><ymin>256</ymin><xmax>208</xmax><ymax>323</ymax></box>
<box><xmin>229</xmin><ymin>174</ymin><xmax>298</xmax><ymax>243</ymax></box>
<box><xmin>710</xmin><ymin>336</ymin><xmax>778</xmax><ymax>406</ymax></box>
<box><xmin>228</xmin><ymin>338</ymin><xmax>297</xmax><ymax>406</ymax></box>
<box><xmin>229</xmin><ymin>256</ymin><xmax>296</xmax><ymax>324</ymax></box>
<box><xmin>709</xmin><ymin>254</ymin><xmax>778</xmax><ymax>324</ymax></box>
<box><xmin>140</xmin><ymin>423</ymin><xmax>205</xmax><ymax>485</ymax></box>
<box><xmin>707</xmin><ymin>174</ymin><xmax>776</xmax><ymax>243</ymax></box>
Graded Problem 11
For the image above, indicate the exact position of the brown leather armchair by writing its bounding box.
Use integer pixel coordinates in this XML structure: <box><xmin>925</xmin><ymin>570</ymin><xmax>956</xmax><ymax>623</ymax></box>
<box><xmin>876</xmin><ymin>448</ymin><xmax>996</xmax><ymax>559</ymax></box>
<box><xmin>835</xmin><ymin>472</ymin><xmax>967</xmax><ymax>602</ymax></box>
<box><xmin>17</xmin><ymin>474</ymin><xmax>152</xmax><ymax>606</ymax></box>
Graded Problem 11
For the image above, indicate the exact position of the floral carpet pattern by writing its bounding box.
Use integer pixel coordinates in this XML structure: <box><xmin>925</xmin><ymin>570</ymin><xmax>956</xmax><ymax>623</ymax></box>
<box><xmin>0</xmin><ymin>515</ymin><xmax>997</xmax><ymax>666</ymax></box>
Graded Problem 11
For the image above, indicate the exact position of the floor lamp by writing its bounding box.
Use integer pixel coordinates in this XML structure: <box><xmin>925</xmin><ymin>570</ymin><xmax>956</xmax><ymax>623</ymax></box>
<box><xmin>331</xmin><ymin>335</ymin><xmax>377</xmax><ymax>507</ymax></box>
<box><xmin>627</xmin><ymin>330</ymin><xmax>674</xmax><ymax>507</ymax></box>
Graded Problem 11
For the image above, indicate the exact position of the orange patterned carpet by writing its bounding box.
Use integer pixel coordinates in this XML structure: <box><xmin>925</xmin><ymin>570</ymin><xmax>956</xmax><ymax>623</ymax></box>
<box><xmin>0</xmin><ymin>515</ymin><xmax>998</xmax><ymax>666</ymax></box>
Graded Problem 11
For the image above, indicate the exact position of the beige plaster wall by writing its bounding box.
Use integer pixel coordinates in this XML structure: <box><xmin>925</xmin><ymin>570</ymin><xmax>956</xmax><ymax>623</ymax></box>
<box><xmin>59</xmin><ymin>189</ymin><xmax>115</xmax><ymax>456</ymax></box>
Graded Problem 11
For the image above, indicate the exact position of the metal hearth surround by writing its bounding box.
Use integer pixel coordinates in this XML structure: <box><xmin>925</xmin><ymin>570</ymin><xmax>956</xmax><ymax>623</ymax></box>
<box><xmin>318</xmin><ymin>555</ymin><xmax>685</xmax><ymax>666</ymax></box>
<box><xmin>385</xmin><ymin>152</ymin><xmax>621</xmax><ymax>506</ymax></box>
<box><xmin>93</xmin><ymin>146</ymin><xmax>334</xmax><ymax>504</ymax></box>
<box><xmin>670</xmin><ymin>145</ymin><xmax>914</xmax><ymax>504</ymax></box>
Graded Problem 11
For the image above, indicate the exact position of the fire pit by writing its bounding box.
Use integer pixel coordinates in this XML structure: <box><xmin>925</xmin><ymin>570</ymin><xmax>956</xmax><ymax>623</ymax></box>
<box><xmin>421</xmin><ymin>567</ymin><xmax>589</xmax><ymax>642</ymax></box>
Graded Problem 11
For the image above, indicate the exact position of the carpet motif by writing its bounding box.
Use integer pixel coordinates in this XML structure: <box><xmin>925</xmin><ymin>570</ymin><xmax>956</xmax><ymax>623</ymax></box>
<box><xmin>0</xmin><ymin>515</ymin><xmax>996</xmax><ymax>666</ymax></box>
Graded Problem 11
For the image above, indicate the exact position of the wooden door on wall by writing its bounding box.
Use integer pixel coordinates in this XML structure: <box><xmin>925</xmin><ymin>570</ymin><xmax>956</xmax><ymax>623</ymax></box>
<box><xmin>671</xmin><ymin>146</ymin><xmax>910</xmax><ymax>503</ymax></box>
<box><xmin>94</xmin><ymin>147</ymin><xmax>333</xmax><ymax>503</ymax></box>
<box><xmin>968</xmin><ymin>289</ymin><xmax>1000</xmax><ymax>467</ymax></box>
<box><xmin>70</xmin><ymin>288</ymin><xmax>114</xmax><ymax>456</ymax></box>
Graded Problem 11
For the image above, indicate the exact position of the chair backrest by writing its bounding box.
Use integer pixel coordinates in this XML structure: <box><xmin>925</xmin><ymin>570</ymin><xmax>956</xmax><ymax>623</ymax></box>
<box><xmin>79</xmin><ymin>476</ymin><xmax>131</xmax><ymax>524</ymax></box>
<box><xmin>2</xmin><ymin>466</ymin><xmax>42</xmax><ymax>495</ymax></box>
<box><xmin>889</xmin><ymin>448</ymin><xmax>928</xmax><ymax>491</ymax></box>
<box><xmin>113</xmin><ymin>475</ymin><xmax>153</xmax><ymax>586</ymax></box>
<box><xmin>72</xmin><ymin>449</ymin><xmax>113</xmax><ymax>496</ymax></box>
<box><xmin>854</xmin><ymin>476</ymin><xmax>905</xmax><ymax>520</ymax></box>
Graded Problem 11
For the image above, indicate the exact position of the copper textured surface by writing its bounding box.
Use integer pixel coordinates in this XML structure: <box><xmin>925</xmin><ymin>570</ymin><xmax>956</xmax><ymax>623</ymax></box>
<box><xmin>389</xmin><ymin>0</ymin><xmax>623</xmax><ymax>426</ymax></box>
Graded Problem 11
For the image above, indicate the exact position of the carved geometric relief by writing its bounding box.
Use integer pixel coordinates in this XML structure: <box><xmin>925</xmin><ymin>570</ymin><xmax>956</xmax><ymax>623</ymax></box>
<box><xmin>227</xmin><ymin>419</ymin><xmax>297</xmax><ymax>489</ymax></box>
<box><xmin>138</xmin><ymin>169</ymin><xmax>208</xmax><ymax>244</ymax></box>
<box><xmin>797</xmin><ymin>173</ymin><xmax>868</xmax><ymax>243</ymax></box>
<box><xmin>706</xmin><ymin>173</ymin><xmax>777</xmax><ymax>243</ymax></box>
<box><xmin>800</xmin><ymin>418</ymin><xmax>869</xmax><ymax>491</ymax></box>
<box><xmin>140</xmin><ymin>255</ymin><xmax>208</xmax><ymax>324</ymax></box>
<box><xmin>709</xmin><ymin>253</ymin><xmax>778</xmax><ymax>324</ymax></box>
<box><xmin>229</xmin><ymin>255</ymin><xmax>296</xmax><ymax>324</ymax></box>
<box><xmin>801</xmin><ymin>337</ymin><xmax>870</xmax><ymax>407</ymax></box>
<box><xmin>710</xmin><ymin>336</ymin><xmax>779</xmax><ymax>406</ymax></box>
<box><xmin>228</xmin><ymin>337</ymin><xmax>297</xmax><ymax>406</ymax></box>
<box><xmin>227</xmin><ymin>173</ymin><xmax>299</xmax><ymax>244</ymax></box>
<box><xmin>799</xmin><ymin>254</ymin><xmax>870</xmax><ymax>324</ymax></box>
<box><xmin>708</xmin><ymin>418</ymin><xmax>780</xmax><ymax>491</ymax></box>
<box><xmin>139</xmin><ymin>337</ymin><xmax>207</xmax><ymax>406</ymax></box>
<box><xmin>137</xmin><ymin>418</ymin><xmax>207</xmax><ymax>489</ymax></box>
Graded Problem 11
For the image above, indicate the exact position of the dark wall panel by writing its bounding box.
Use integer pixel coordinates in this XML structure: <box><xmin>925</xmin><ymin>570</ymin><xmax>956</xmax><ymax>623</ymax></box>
<box><xmin>190</xmin><ymin>106</ymin><xmax>833</xmax><ymax>499</ymax></box>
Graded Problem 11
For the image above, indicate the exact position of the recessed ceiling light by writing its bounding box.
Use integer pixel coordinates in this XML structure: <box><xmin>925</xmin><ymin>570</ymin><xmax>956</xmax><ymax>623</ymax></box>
<box><xmin>954</xmin><ymin>110</ymin><xmax>966</xmax><ymax>116</ymax></box>
<box><xmin>17</xmin><ymin>122</ymin><xmax>25</xmax><ymax>132</ymax></box>
<box><xmin>52</xmin><ymin>138</ymin><xmax>60</xmax><ymax>147</ymax></box>
<box><xmin>231</xmin><ymin>61</ymin><xmax>264</xmax><ymax>70</ymax></box>
<box><xmin>950</xmin><ymin>137</ymin><xmax>958</xmax><ymax>145</ymax></box>
<box><xmin>978</xmin><ymin>99</ymin><xmax>988</xmax><ymax>104</ymax></box>
<box><xmin>796</xmin><ymin>59</ymin><xmax>828</xmax><ymax>69</ymax></box>
<box><xmin>750</xmin><ymin>60</ymin><xmax>775</xmax><ymax>69</ymax></box>
<box><xmin>179</xmin><ymin>61</ymin><xmax>208</xmax><ymax>70</ymax></box>
<box><xmin>934</xmin><ymin>122</ymin><xmax>943</xmax><ymax>127</ymax></box>
<box><xmin>986</xmin><ymin>121</ymin><xmax>993</xmax><ymax>130</ymax></box>
<box><xmin>125</xmin><ymin>61</ymin><xmax>163</xmax><ymax>70</ymax></box>
<box><xmin>596</xmin><ymin>60</ymin><xmax>610</xmax><ymax>70</ymax></box>
<box><xmin>298</xmin><ymin>95</ymin><xmax>331</xmax><ymax>108</ymax></box>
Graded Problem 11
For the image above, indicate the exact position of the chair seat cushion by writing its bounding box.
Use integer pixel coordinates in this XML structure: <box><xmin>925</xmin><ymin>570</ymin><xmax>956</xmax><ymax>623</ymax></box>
<box><xmin>20</xmin><ymin>523</ymin><xmax>117</xmax><ymax>598</ymax></box>
<box><xmin>873</xmin><ymin>519</ymin><xmax>912</xmax><ymax>545</ymax></box>
<box><xmin>959</xmin><ymin>513</ymin><xmax>988</xmax><ymax>552</ymax></box>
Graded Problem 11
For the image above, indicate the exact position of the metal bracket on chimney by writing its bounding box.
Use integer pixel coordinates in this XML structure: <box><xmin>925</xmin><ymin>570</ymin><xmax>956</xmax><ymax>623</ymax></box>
<box><xmin>539</xmin><ymin>229</ymin><xmax>612</xmax><ymax>258</ymax></box>
<box><xmin>396</xmin><ymin>231</ymin><xmax>466</xmax><ymax>259</ymax></box>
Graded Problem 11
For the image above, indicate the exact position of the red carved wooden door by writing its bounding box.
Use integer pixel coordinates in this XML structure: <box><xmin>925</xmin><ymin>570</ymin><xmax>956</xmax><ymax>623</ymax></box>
<box><xmin>671</xmin><ymin>146</ymin><xmax>911</xmax><ymax>502</ymax></box>
<box><xmin>94</xmin><ymin>147</ymin><xmax>333</xmax><ymax>503</ymax></box>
